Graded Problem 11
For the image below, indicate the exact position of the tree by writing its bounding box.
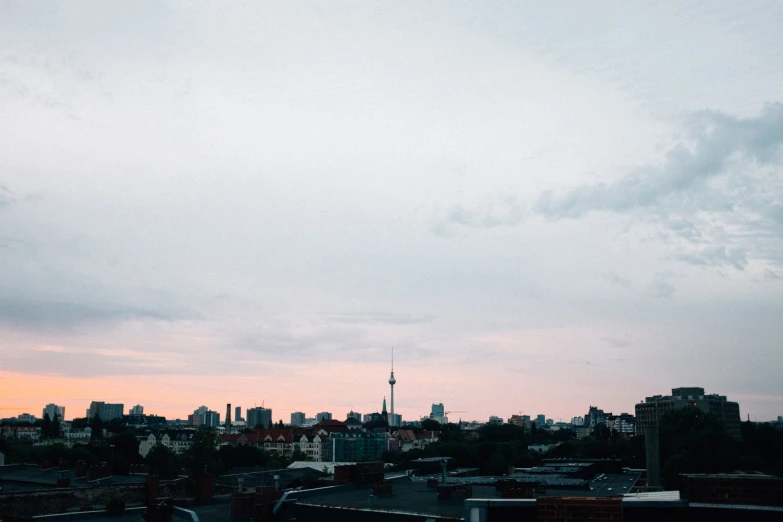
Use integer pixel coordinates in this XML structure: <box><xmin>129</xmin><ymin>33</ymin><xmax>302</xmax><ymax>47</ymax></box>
<box><xmin>90</xmin><ymin>415</ymin><xmax>104</xmax><ymax>440</ymax></box>
<box><xmin>146</xmin><ymin>445</ymin><xmax>178</xmax><ymax>479</ymax></box>
<box><xmin>182</xmin><ymin>427</ymin><xmax>222</xmax><ymax>476</ymax></box>
<box><xmin>42</xmin><ymin>413</ymin><xmax>52</xmax><ymax>439</ymax></box>
<box><xmin>290</xmin><ymin>449</ymin><xmax>308</xmax><ymax>462</ymax></box>
<box><xmin>658</xmin><ymin>407</ymin><xmax>738</xmax><ymax>488</ymax></box>
<box><xmin>52</xmin><ymin>412</ymin><xmax>61</xmax><ymax>439</ymax></box>
<box><xmin>421</xmin><ymin>419</ymin><xmax>441</xmax><ymax>431</ymax></box>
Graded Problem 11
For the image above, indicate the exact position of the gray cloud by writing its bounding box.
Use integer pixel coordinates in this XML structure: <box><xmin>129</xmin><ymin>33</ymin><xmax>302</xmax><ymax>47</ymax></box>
<box><xmin>0</xmin><ymin>297</ymin><xmax>188</xmax><ymax>330</ymax></box>
<box><xmin>602</xmin><ymin>272</ymin><xmax>632</xmax><ymax>289</ymax></box>
<box><xmin>535</xmin><ymin>103</ymin><xmax>783</xmax><ymax>269</ymax></box>
<box><xmin>328</xmin><ymin>312</ymin><xmax>437</xmax><ymax>325</ymax></box>
<box><xmin>433</xmin><ymin>195</ymin><xmax>525</xmax><ymax>234</ymax></box>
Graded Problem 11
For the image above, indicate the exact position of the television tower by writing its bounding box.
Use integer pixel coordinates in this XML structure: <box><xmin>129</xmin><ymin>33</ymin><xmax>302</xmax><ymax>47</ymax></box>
<box><xmin>388</xmin><ymin>347</ymin><xmax>396</xmax><ymax>426</ymax></box>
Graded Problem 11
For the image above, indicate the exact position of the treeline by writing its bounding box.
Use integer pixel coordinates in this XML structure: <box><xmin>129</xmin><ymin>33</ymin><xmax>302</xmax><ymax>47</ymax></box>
<box><xmin>388</xmin><ymin>408</ymin><xmax>783</xmax><ymax>490</ymax></box>
<box><xmin>0</xmin><ymin>426</ymin><xmax>300</xmax><ymax>479</ymax></box>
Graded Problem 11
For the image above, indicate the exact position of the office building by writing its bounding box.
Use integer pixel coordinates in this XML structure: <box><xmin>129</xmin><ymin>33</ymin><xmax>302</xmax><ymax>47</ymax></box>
<box><xmin>88</xmin><ymin>401</ymin><xmax>124</xmax><ymax>421</ymax></box>
<box><xmin>42</xmin><ymin>404</ymin><xmax>65</xmax><ymax>421</ymax></box>
<box><xmin>130</xmin><ymin>405</ymin><xmax>144</xmax><ymax>415</ymax></box>
<box><xmin>389</xmin><ymin>413</ymin><xmax>402</xmax><ymax>427</ymax></box>
<box><xmin>331</xmin><ymin>431</ymin><xmax>388</xmax><ymax>462</ymax></box>
<box><xmin>488</xmin><ymin>416</ymin><xmax>503</xmax><ymax>425</ymax></box>
<box><xmin>291</xmin><ymin>412</ymin><xmax>306</xmax><ymax>426</ymax></box>
<box><xmin>571</xmin><ymin>416</ymin><xmax>585</xmax><ymax>426</ymax></box>
<box><xmin>584</xmin><ymin>406</ymin><xmax>608</xmax><ymax>428</ymax></box>
<box><xmin>247</xmin><ymin>407</ymin><xmax>273</xmax><ymax>428</ymax></box>
<box><xmin>635</xmin><ymin>387</ymin><xmax>741</xmax><ymax>440</ymax></box>
<box><xmin>431</xmin><ymin>403</ymin><xmax>445</xmax><ymax>417</ymax></box>
<box><xmin>316</xmin><ymin>412</ymin><xmax>332</xmax><ymax>422</ymax></box>
<box><xmin>535</xmin><ymin>414</ymin><xmax>546</xmax><ymax>426</ymax></box>
<box><xmin>346</xmin><ymin>410</ymin><xmax>361</xmax><ymax>422</ymax></box>
<box><xmin>201</xmin><ymin>410</ymin><xmax>220</xmax><ymax>427</ymax></box>
<box><xmin>235</xmin><ymin>406</ymin><xmax>244</xmax><ymax>422</ymax></box>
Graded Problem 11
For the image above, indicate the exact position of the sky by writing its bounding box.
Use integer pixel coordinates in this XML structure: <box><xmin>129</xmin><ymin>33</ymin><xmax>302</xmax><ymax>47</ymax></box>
<box><xmin>1</xmin><ymin>1</ymin><xmax>782</xmax><ymax>423</ymax></box>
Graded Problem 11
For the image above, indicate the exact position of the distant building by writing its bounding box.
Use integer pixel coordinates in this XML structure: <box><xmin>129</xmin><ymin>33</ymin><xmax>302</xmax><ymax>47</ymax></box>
<box><xmin>331</xmin><ymin>431</ymin><xmax>388</xmax><ymax>462</ymax></box>
<box><xmin>130</xmin><ymin>405</ymin><xmax>144</xmax><ymax>415</ymax></box>
<box><xmin>607</xmin><ymin>413</ymin><xmax>636</xmax><ymax>435</ymax></box>
<box><xmin>125</xmin><ymin>414</ymin><xmax>167</xmax><ymax>427</ymax></box>
<box><xmin>545</xmin><ymin>419</ymin><xmax>554</xmax><ymax>426</ymax></box>
<box><xmin>291</xmin><ymin>412</ymin><xmax>306</xmax><ymax>426</ymax></box>
<box><xmin>535</xmin><ymin>414</ymin><xmax>546</xmax><ymax>426</ymax></box>
<box><xmin>488</xmin><ymin>416</ymin><xmax>503</xmax><ymax>425</ymax></box>
<box><xmin>201</xmin><ymin>410</ymin><xmax>221</xmax><ymax>427</ymax></box>
<box><xmin>584</xmin><ymin>406</ymin><xmax>608</xmax><ymax>428</ymax></box>
<box><xmin>42</xmin><ymin>404</ymin><xmax>65</xmax><ymax>421</ymax></box>
<box><xmin>509</xmin><ymin>415</ymin><xmax>531</xmax><ymax>429</ymax></box>
<box><xmin>247</xmin><ymin>407</ymin><xmax>273</xmax><ymax>428</ymax></box>
<box><xmin>389</xmin><ymin>413</ymin><xmax>402</xmax><ymax>427</ymax></box>
<box><xmin>571</xmin><ymin>416</ymin><xmax>585</xmax><ymax>426</ymax></box>
<box><xmin>138</xmin><ymin>430</ymin><xmax>195</xmax><ymax>457</ymax></box>
<box><xmin>636</xmin><ymin>387</ymin><xmax>741</xmax><ymax>440</ymax></box>
<box><xmin>778</xmin><ymin>416</ymin><xmax>783</xmax><ymax>424</ymax></box>
<box><xmin>316</xmin><ymin>412</ymin><xmax>332</xmax><ymax>422</ymax></box>
<box><xmin>346</xmin><ymin>411</ymin><xmax>361</xmax><ymax>422</ymax></box>
<box><xmin>431</xmin><ymin>403</ymin><xmax>445</xmax><ymax>417</ymax></box>
<box><xmin>235</xmin><ymin>406</ymin><xmax>244</xmax><ymax>422</ymax></box>
<box><xmin>17</xmin><ymin>413</ymin><xmax>36</xmax><ymax>423</ymax></box>
<box><xmin>88</xmin><ymin>402</ymin><xmax>124</xmax><ymax>421</ymax></box>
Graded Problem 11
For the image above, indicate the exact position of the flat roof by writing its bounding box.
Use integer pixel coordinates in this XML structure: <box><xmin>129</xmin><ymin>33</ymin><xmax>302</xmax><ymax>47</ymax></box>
<box><xmin>294</xmin><ymin>480</ymin><xmax>497</xmax><ymax>518</ymax></box>
<box><xmin>291</xmin><ymin>471</ymin><xmax>642</xmax><ymax>517</ymax></box>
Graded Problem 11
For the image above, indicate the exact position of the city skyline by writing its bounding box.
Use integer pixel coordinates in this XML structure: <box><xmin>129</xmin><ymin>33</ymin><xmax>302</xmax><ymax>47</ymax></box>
<box><xmin>1</xmin><ymin>2</ymin><xmax>782</xmax><ymax>422</ymax></box>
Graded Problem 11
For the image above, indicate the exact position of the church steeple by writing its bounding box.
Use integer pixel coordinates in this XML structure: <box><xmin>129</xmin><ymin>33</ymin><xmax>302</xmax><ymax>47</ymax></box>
<box><xmin>382</xmin><ymin>396</ymin><xmax>388</xmax><ymax>421</ymax></box>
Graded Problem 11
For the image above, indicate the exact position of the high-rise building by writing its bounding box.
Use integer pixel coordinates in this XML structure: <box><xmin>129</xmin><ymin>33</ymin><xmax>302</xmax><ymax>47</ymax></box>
<box><xmin>316</xmin><ymin>412</ymin><xmax>333</xmax><ymax>422</ymax></box>
<box><xmin>201</xmin><ymin>410</ymin><xmax>220</xmax><ymax>427</ymax></box>
<box><xmin>535</xmin><ymin>414</ymin><xmax>546</xmax><ymax>426</ymax></box>
<box><xmin>431</xmin><ymin>403</ymin><xmax>445</xmax><ymax>417</ymax></box>
<box><xmin>635</xmin><ymin>387</ymin><xmax>741</xmax><ymax>439</ymax></box>
<box><xmin>42</xmin><ymin>404</ymin><xmax>65</xmax><ymax>421</ymax></box>
<box><xmin>571</xmin><ymin>417</ymin><xmax>585</xmax><ymax>426</ymax></box>
<box><xmin>389</xmin><ymin>413</ymin><xmax>402</xmax><ymax>427</ymax></box>
<box><xmin>291</xmin><ymin>412</ymin><xmax>306</xmax><ymax>426</ymax></box>
<box><xmin>247</xmin><ymin>407</ymin><xmax>272</xmax><ymax>428</ymax></box>
<box><xmin>636</xmin><ymin>386</ymin><xmax>742</xmax><ymax>489</ymax></box>
<box><xmin>235</xmin><ymin>406</ymin><xmax>244</xmax><ymax>422</ymax></box>
<box><xmin>130</xmin><ymin>405</ymin><xmax>144</xmax><ymax>415</ymax></box>
<box><xmin>88</xmin><ymin>401</ymin><xmax>124</xmax><ymax>421</ymax></box>
<box><xmin>584</xmin><ymin>406</ymin><xmax>607</xmax><ymax>428</ymax></box>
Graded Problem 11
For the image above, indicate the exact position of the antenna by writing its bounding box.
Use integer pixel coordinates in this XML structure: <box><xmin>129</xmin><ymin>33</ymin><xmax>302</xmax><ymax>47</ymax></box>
<box><xmin>391</xmin><ymin>346</ymin><xmax>394</xmax><ymax>372</ymax></box>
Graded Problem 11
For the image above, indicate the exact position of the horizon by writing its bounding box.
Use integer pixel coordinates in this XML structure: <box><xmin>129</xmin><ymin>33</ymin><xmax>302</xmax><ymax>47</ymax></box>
<box><xmin>1</xmin><ymin>2</ymin><xmax>782</xmax><ymax>423</ymax></box>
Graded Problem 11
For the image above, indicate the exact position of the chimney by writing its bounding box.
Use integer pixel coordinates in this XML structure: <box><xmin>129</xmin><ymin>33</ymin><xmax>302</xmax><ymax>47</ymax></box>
<box><xmin>226</xmin><ymin>403</ymin><xmax>232</xmax><ymax>433</ymax></box>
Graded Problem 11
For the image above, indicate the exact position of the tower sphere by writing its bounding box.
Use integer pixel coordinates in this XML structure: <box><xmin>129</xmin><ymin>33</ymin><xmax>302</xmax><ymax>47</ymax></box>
<box><xmin>389</xmin><ymin>375</ymin><xmax>396</xmax><ymax>385</ymax></box>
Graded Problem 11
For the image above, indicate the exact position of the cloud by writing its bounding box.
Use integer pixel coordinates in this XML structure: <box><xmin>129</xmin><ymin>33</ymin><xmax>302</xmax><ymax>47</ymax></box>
<box><xmin>0</xmin><ymin>184</ymin><xmax>14</xmax><ymax>210</ymax></box>
<box><xmin>328</xmin><ymin>312</ymin><xmax>436</xmax><ymax>325</ymax></box>
<box><xmin>763</xmin><ymin>269</ymin><xmax>783</xmax><ymax>281</ymax></box>
<box><xmin>534</xmin><ymin>103</ymin><xmax>783</xmax><ymax>269</ymax></box>
<box><xmin>649</xmin><ymin>279</ymin><xmax>676</xmax><ymax>299</ymax></box>
<box><xmin>433</xmin><ymin>195</ymin><xmax>525</xmax><ymax>235</ymax></box>
<box><xmin>602</xmin><ymin>272</ymin><xmax>632</xmax><ymax>289</ymax></box>
<box><xmin>0</xmin><ymin>297</ymin><xmax>189</xmax><ymax>330</ymax></box>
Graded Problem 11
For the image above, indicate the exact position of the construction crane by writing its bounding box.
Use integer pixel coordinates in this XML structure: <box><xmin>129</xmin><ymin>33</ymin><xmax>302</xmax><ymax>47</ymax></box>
<box><xmin>445</xmin><ymin>410</ymin><xmax>467</xmax><ymax>416</ymax></box>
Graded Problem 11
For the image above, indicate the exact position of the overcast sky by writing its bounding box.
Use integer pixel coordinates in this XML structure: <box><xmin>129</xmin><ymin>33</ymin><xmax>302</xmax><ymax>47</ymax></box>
<box><xmin>1</xmin><ymin>1</ymin><xmax>782</xmax><ymax>423</ymax></box>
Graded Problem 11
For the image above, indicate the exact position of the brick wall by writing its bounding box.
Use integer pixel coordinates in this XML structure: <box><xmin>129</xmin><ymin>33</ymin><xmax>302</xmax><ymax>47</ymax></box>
<box><xmin>681</xmin><ymin>475</ymin><xmax>783</xmax><ymax>507</ymax></box>
<box><xmin>536</xmin><ymin>497</ymin><xmax>623</xmax><ymax>522</ymax></box>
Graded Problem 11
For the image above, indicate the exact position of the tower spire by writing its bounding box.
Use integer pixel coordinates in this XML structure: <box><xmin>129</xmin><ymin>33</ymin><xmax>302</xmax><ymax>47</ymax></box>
<box><xmin>388</xmin><ymin>346</ymin><xmax>396</xmax><ymax>427</ymax></box>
